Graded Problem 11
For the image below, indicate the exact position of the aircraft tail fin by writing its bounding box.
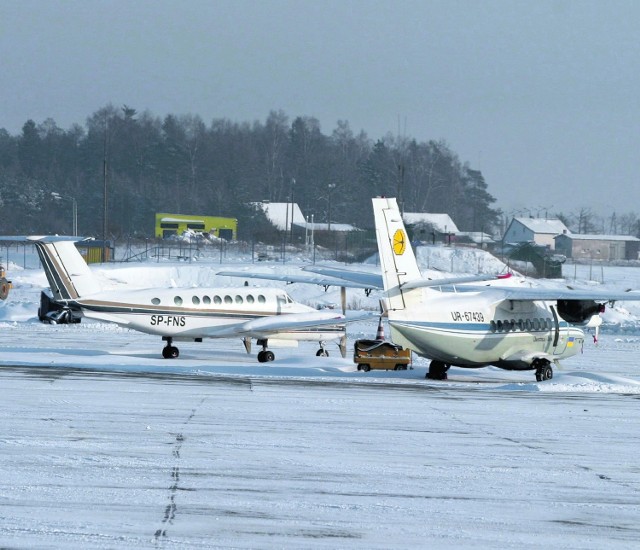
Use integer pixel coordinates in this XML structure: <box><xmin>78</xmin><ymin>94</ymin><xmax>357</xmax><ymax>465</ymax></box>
<box><xmin>31</xmin><ymin>238</ymin><xmax>102</xmax><ymax>300</ymax></box>
<box><xmin>372</xmin><ymin>197</ymin><xmax>423</xmax><ymax>311</ymax></box>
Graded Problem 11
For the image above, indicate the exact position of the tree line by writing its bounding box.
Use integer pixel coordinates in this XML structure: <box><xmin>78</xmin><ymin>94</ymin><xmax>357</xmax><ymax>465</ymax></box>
<box><xmin>3</xmin><ymin>105</ymin><xmax>639</xmax><ymax>243</ymax></box>
<box><xmin>1</xmin><ymin>104</ymin><xmax>502</xmax><ymax>241</ymax></box>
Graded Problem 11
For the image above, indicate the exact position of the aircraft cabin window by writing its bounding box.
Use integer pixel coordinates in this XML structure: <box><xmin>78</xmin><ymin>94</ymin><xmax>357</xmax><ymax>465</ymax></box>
<box><xmin>203</xmin><ymin>295</ymin><xmax>211</xmax><ymax>305</ymax></box>
<box><xmin>490</xmin><ymin>321</ymin><xmax>496</xmax><ymax>333</ymax></box>
<box><xmin>258</xmin><ymin>295</ymin><xmax>266</xmax><ymax>303</ymax></box>
<box><xmin>497</xmin><ymin>320</ymin><xmax>503</xmax><ymax>332</ymax></box>
<box><xmin>192</xmin><ymin>296</ymin><xmax>200</xmax><ymax>305</ymax></box>
<box><xmin>518</xmin><ymin>319</ymin><xmax>525</xmax><ymax>331</ymax></box>
<box><xmin>547</xmin><ymin>317</ymin><xmax>553</xmax><ymax>329</ymax></box>
<box><xmin>174</xmin><ymin>296</ymin><xmax>183</xmax><ymax>306</ymax></box>
<box><xmin>509</xmin><ymin>319</ymin><xmax>516</xmax><ymax>331</ymax></box>
<box><xmin>214</xmin><ymin>295</ymin><xmax>222</xmax><ymax>304</ymax></box>
<box><xmin>246</xmin><ymin>295</ymin><xmax>255</xmax><ymax>304</ymax></box>
<box><xmin>224</xmin><ymin>295</ymin><xmax>233</xmax><ymax>304</ymax></box>
<box><xmin>235</xmin><ymin>295</ymin><xmax>243</xmax><ymax>304</ymax></box>
<box><xmin>525</xmin><ymin>319</ymin><xmax>532</xmax><ymax>331</ymax></box>
<box><xmin>533</xmin><ymin>319</ymin><xmax>540</xmax><ymax>331</ymax></box>
<box><xmin>151</xmin><ymin>298</ymin><xmax>161</xmax><ymax>305</ymax></box>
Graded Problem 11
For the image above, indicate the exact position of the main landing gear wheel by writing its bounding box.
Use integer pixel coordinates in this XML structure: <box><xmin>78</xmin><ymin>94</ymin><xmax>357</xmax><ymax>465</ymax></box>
<box><xmin>257</xmin><ymin>350</ymin><xmax>275</xmax><ymax>363</ymax></box>
<box><xmin>162</xmin><ymin>339</ymin><xmax>179</xmax><ymax>359</ymax></box>
<box><xmin>256</xmin><ymin>339</ymin><xmax>275</xmax><ymax>363</ymax></box>
<box><xmin>426</xmin><ymin>360</ymin><xmax>449</xmax><ymax>380</ymax></box>
<box><xmin>316</xmin><ymin>342</ymin><xmax>329</xmax><ymax>357</ymax></box>
<box><xmin>535</xmin><ymin>360</ymin><xmax>553</xmax><ymax>382</ymax></box>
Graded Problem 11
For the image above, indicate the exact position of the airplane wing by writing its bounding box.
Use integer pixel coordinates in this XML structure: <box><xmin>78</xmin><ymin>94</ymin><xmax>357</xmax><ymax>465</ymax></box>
<box><xmin>192</xmin><ymin>311</ymin><xmax>376</xmax><ymax>339</ymax></box>
<box><xmin>400</xmin><ymin>273</ymin><xmax>513</xmax><ymax>290</ymax></box>
<box><xmin>217</xmin><ymin>270</ymin><xmax>381</xmax><ymax>290</ymax></box>
<box><xmin>459</xmin><ymin>285</ymin><xmax>640</xmax><ymax>303</ymax></box>
<box><xmin>219</xmin><ymin>266</ymin><xmax>512</xmax><ymax>292</ymax></box>
<box><xmin>301</xmin><ymin>266</ymin><xmax>384</xmax><ymax>289</ymax></box>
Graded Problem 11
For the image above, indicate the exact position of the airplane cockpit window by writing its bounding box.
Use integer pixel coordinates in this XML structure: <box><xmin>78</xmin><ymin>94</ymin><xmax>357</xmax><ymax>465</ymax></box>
<box><xmin>174</xmin><ymin>296</ymin><xmax>183</xmax><ymax>306</ymax></box>
<box><xmin>286</xmin><ymin>294</ymin><xmax>294</xmax><ymax>303</ymax></box>
<box><xmin>258</xmin><ymin>295</ymin><xmax>266</xmax><ymax>303</ymax></box>
<box><xmin>192</xmin><ymin>296</ymin><xmax>200</xmax><ymax>305</ymax></box>
<box><xmin>214</xmin><ymin>295</ymin><xmax>222</xmax><ymax>304</ymax></box>
<box><xmin>151</xmin><ymin>297</ymin><xmax>161</xmax><ymax>305</ymax></box>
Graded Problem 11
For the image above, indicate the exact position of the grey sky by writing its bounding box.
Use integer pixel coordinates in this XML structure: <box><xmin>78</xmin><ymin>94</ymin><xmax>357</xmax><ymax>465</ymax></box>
<box><xmin>2</xmin><ymin>0</ymin><xmax>639</xmax><ymax>216</ymax></box>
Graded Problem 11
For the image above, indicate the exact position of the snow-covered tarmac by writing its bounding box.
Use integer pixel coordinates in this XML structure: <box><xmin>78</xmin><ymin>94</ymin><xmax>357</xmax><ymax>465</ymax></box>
<box><xmin>1</xmin><ymin>322</ymin><xmax>640</xmax><ymax>549</ymax></box>
<box><xmin>2</xmin><ymin>249</ymin><xmax>640</xmax><ymax>547</ymax></box>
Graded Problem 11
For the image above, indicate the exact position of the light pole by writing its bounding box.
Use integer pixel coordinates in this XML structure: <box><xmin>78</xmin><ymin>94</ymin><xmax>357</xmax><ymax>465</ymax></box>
<box><xmin>327</xmin><ymin>183</ymin><xmax>336</xmax><ymax>231</ymax></box>
<box><xmin>51</xmin><ymin>192</ymin><xmax>77</xmax><ymax>236</ymax></box>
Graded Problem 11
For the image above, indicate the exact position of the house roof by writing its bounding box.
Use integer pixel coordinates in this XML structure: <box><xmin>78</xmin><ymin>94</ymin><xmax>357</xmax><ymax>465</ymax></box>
<box><xmin>555</xmin><ymin>233</ymin><xmax>640</xmax><ymax>242</ymax></box>
<box><xmin>403</xmin><ymin>212</ymin><xmax>459</xmax><ymax>233</ymax></box>
<box><xmin>253</xmin><ymin>202</ymin><xmax>306</xmax><ymax>231</ymax></box>
<box><xmin>456</xmin><ymin>231</ymin><xmax>496</xmax><ymax>244</ymax></box>
<box><xmin>253</xmin><ymin>202</ymin><xmax>358</xmax><ymax>232</ymax></box>
<box><xmin>512</xmin><ymin>217</ymin><xmax>570</xmax><ymax>235</ymax></box>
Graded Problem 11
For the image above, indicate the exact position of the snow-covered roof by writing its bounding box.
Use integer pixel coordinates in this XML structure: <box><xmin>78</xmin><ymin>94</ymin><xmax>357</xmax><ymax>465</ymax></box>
<box><xmin>403</xmin><ymin>212</ymin><xmax>459</xmax><ymax>233</ymax></box>
<box><xmin>253</xmin><ymin>202</ymin><xmax>358</xmax><ymax>232</ymax></box>
<box><xmin>298</xmin><ymin>222</ymin><xmax>359</xmax><ymax>232</ymax></box>
<box><xmin>456</xmin><ymin>231</ymin><xmax>496</xmax><ymax>244</ymax></box>
<box><xmin>253</xmin><ymin>202</ymin><xmax>306</xmax><ymax>231</ymax></box>
<box><xmin>160</xmin><ymin>217</ymin><xmax>206</xmax><ymax>224</ymax></box>
<box><xmin>513</xmin><ymin>217</ymin><xmax>569</xmax><ymax>235</ymax></box>
<box><xmin>555</xmin><ymin>233</ymin><xmax>640</xmax><ymax>242</ymax></box>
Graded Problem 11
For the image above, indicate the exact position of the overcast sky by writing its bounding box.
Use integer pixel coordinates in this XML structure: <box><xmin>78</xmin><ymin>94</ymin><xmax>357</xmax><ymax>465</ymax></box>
<box><xmin>2</xmin><ymin>0</ymin><xmax>639</xmax><ymax>217</ymax></box>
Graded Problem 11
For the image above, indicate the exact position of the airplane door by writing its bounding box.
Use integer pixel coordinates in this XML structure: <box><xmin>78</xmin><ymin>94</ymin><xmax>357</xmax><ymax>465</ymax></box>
<box><xmin>550</xmin><ymin>306</ymin><xmax>567</xmax><ymax>355</ymax></box>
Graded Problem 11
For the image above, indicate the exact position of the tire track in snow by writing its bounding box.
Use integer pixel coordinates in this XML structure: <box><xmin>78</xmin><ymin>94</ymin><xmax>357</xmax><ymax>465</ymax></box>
<box><xmin>154</xmin><ymin>397</ymin><xmax>206</xmax><ymax>543</ymax></box>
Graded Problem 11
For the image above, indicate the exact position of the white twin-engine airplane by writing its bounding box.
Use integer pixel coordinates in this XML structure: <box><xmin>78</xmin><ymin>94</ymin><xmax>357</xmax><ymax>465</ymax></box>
<box><xmin>20</xmin><ymin>236</ymin><xmax>348</xmax><ymax>362</ymax></box>
<box><xmin>373</xmin><ymin>197</ymin><xmax>640</xmax><ymax>381</ymax></box>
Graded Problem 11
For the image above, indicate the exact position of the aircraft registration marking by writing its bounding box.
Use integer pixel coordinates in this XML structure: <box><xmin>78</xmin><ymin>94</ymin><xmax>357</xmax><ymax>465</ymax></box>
<box><xmin>150</xmin><ymin>315</ymin><xmax>186</xmax><ymax>327</ymax></box>
<box><xmin>451</xmin><ymin>311</ymin><xmax>485</xmax><ymax>322</ymax></box>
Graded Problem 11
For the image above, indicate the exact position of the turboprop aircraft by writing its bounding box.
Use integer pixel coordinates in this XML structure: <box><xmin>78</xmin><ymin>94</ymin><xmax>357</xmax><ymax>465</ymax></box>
<box><xmin>7</xmin><ymin>236</ymin><xmax>348</xmax><ymax>362</ymax></box>
<box><xmin>373</xmin><ymin>197</ymin><xmax>640</xmax><ymax>381</ymax></box>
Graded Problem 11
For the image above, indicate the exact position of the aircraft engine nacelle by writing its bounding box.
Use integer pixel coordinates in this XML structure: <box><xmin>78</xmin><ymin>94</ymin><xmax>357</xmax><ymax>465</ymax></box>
<box><xmin>557</xmin><ymin>299</ymin><xmax>605</xmax><ymax>325</ymax></box>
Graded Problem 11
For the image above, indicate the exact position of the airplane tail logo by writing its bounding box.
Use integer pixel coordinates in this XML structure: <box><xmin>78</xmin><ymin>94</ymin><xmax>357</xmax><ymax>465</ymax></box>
<box><xmin>393</xmin><ymin>229</ymin><xmax>406</xmax><ymax>255</ymax></box>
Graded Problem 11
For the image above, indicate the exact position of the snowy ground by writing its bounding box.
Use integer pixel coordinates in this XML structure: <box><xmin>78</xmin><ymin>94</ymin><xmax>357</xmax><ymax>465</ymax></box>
<box><xmin>1</xmin><ymin>245</ymin><xmax>640</xmax><ymax>548</ymax></box>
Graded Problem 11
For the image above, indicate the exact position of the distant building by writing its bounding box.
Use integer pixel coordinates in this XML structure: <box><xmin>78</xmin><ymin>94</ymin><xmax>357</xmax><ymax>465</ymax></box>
<box><xmin>503</xmin><ymin>217</ymin><xmax>570</xmax><ymax>250</ymax></box>
<box><xmin>253</xmin><ymin>202</ymin><xmax>359</xmax><ymax>232</ymax></box>
<box><xmin>403</xmin><ymin>212</ymin><xmax>459</xmax><ymax>244</ymax></box>
<box><xmin>554</xmin><ymin>233</ymin><xmax>640</xmax><ymax>261</ymax></box>
<box><xmin>155</xmin><ymin>213</ymin><xmax>237</xmax><ymax>240</ymax></box>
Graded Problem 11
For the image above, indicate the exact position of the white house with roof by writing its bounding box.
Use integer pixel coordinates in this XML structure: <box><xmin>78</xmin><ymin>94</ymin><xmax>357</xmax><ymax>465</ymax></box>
<box><xmin>554</xmin><ymin>233</ymin><xmax>640</xmax><ymax>261</ymax></box>
<box><xmin>503</xmin><ymin>217</ymin><xmax>570</xmax><ymax>250</ymax></box>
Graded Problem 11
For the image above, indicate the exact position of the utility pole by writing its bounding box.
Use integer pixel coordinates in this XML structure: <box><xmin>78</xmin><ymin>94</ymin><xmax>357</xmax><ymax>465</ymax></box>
<box><xmin>102</xmin><ymin>117</ymin><xmax>108</xmax><ymax>263</ymax></box>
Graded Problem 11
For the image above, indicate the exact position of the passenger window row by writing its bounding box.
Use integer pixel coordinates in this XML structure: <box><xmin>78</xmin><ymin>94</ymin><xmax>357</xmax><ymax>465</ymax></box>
<box><xmin>151</xmin><ymin>294</ymin><xmax>268</xmax><ymax>306</ymax></box>
<box><xmin>490</xmin><ymin>318</ymin><xmax>554</xmax><ymax>333</ymax></box>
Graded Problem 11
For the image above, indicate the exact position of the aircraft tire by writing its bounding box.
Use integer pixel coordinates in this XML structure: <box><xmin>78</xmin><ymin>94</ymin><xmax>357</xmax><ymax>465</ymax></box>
<box><xmin>0</xmin><ymin>278</ymin><xmax>9</xmax><ymax>300</ymax></box>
